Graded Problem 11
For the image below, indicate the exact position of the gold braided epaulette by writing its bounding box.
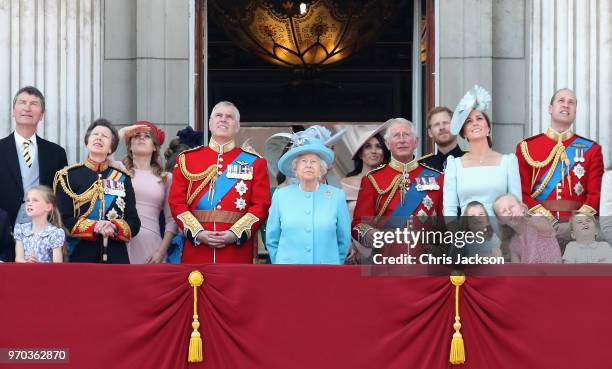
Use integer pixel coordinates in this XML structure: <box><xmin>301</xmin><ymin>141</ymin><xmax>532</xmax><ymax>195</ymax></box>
<box><xmin>178</xmin><ymin>151</ymin><xmax>216</xmax><ymax>182</ymax></box>
<box><xmin>367</xmin><ymin>168</ymin><xmax>400</xmax><ymax>196</ymax></box>
<box><xmin>53</xmin><ymin>163</ymin><xmax>103</xmax><ymax>219</ymax></box>
<box><xmin>241</xmin><ymin>143</ymin><xmax>262</xmax><ymax>158</ymax></box>
<box><xmin>418</xmin><ymin>161</ymin><xmax>442</xmax><ymax>174</ymax></box>
<box><xmin>366</xmin><ymin>164</ymin><xmax>386</xmax><ymax>176</ymax></box>
<box><xmin>52</xmin><ymin>163</ymin><xmax>85</xmax><ymax>194</ymax></box>
<box><xmin>418</xmin><ymin>152</ymin><xmax>434</xmax><ymax>160</ymax></box>
<box><xmin>519</xmin><ymin>140</ymin><xmax>564</xmax><ymax>169</ymax></box>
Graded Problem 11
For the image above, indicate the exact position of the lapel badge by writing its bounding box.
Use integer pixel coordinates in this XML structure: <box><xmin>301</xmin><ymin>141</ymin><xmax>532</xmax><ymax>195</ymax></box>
<box><xmin>235</xmin><ymin>180</ymin><xmax>248</xmax><ymax>196</ymax></box>
<box><xmin>422</xmin><ymin>194</ymin><xmax>434</xmax><ymax>210</ymax></box>
<box><xmin>324</xmin><ymin>186</ymin><xmax>332</xmax><ymax>199</ymax></box>
<box><xmin>574</xmin><ymin>182</ymin><xmax>584</xmax><ymax>196</ymax></box>
<box><xmin>572</xmin><ymin>163</ymin><xmax>585</xmax><ymax>179</ymax></box>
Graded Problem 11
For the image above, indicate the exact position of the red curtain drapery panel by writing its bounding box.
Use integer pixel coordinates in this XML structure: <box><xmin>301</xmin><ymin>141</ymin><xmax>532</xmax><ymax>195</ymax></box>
<box><xmin>0</xmin><ymin>264</ymin><xmax>610</xmax><ymax>369</ymax></box>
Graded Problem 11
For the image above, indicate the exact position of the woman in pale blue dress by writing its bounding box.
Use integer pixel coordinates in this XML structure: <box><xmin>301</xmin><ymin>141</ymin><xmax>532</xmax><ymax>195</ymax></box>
<box><xmin>266</xmin><ymin>127</ymin><xmax>351</xmax><ymax>264</ymax></box>
<box><xmin>443</xmin><ymin>85</ymin><xmax>522</xmax><ymax>217</ymax></box>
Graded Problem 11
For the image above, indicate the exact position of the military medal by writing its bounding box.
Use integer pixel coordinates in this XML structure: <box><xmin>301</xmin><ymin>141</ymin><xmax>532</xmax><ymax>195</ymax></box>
<box><xmin>227</xmin><ymin>161</ymin><xmax>254</xmax><ymax>180</ymax></box>
<box><xmin>416</xmin><ymin>176</ymin><xmax>440</xmax><ymax>191</ymax></box>
<box><xmin>422</xmin><ymin>195</ymin><xmax>433</xmax><ymax>210</ymax></box>
<box><xmin>574</xmin><ymin>182</ymin><xmax>584</xmax><ymax>196</ymax></box>
<box><xmin>116</xmin><ymin>197</ymin><xmax>125</xmax><ymax>212</ymax></box>
<box><xmin>106</xmin><ymin>208</ymin><xmax>119</xmax><ymax>221</ymax></box>
<box><xmin>235</xmin><ymin>180</ymin><xmax>248</xmax><ymax>196</ymax></box>
<box><xmin>416</xmin><ymin>209</ymin><xmax>428</xmax><ymax>223</ymax></box>
<box><xmin>104</xmin><ymin>179</ymin><xmax>126</xmax><ymax>197</ymax></box>
<box><xmin>573</xmin><ymin>163</ymin><xmax>585</xmax><ymax>179</ymax></box>
<box><xmin>234</xmin><ymin>197</ymin><xmax>247</xmax><ymax>210</ymax></box>
<box><xmin>399</xmin><ymin>172</ymin><xmax>410</xmax><ymax>205</ymax></box>
<box><xmin>415</xmin><ymin>177</ymin><xmax>424</xmax><ymax>191</ymax></box>
<box><xmin>427</xmin><ymin>177</ymin><xmax>440</xmax><ymax>190</ymax></box>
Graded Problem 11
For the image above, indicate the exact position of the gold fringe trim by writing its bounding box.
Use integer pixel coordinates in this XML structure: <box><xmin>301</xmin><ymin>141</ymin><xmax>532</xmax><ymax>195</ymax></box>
<box><xmin>187</xmin><ymin>270</ymin><xmax>205</xmax><ymax>363</ymax></box>
<box><xmin>449</xmin><ymin>274</ymin><xmax>466</xmax><ymax>365</ymax></box>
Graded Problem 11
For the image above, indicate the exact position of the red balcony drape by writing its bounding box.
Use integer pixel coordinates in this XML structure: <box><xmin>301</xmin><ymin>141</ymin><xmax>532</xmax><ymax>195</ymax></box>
<box><xmin>0</xmin><ymin>263</ymin><xmax>610</xmax><ymax>369</ymax></box>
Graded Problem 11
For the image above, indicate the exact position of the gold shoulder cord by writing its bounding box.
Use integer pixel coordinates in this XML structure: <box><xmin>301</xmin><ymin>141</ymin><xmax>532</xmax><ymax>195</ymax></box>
<box><xmin>519</xmin><ymin>141</ymin><xmax>569</xmax><ymax>198</ymax></box>
<box><xmin>53</xmin><ymin>167</ymin><xmax>104</xmax><ymax>219</ymax></box>
<box><xmin>367</xmin><ymin>174</ymin><xmax>403</xmax><ymax>221</ymax></box>
<box><xmin>179</xmin><ymin>154</ymin><xmax>219</xmax><ymax>206</ymax></box>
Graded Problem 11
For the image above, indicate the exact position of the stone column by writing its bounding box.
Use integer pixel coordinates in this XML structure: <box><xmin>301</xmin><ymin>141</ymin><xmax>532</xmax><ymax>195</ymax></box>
<box><xmin>530</xmin><ymin>0</ymin><xmax>611</xmax><ymax>165</ymax></box>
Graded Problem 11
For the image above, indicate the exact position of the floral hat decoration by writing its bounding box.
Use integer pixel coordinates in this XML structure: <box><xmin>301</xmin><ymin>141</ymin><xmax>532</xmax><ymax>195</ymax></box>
<box><xmin>277</xmin><ymin>125</ymin><xmax>346</xmax><ymax>178</ymax></box>
<box><xmin>450</xmin><ymin>85</ymin><xmax>492</xmax><ymax>135</ymax></box>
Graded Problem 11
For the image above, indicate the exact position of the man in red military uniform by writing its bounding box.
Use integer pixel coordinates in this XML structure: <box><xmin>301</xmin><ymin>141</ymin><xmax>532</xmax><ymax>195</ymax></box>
<box><xmin>352</xmin><ymin>118</ymin><xmax>444</xmax><ymax>259</ymax></box>
<box><xmin>168</xmin><ymin>101</ymin><xmax>271</xmax><ymax>263</ymax></box>
<box><xmin>516</xmin><ymin>88</ymin><xmax>604</xmax><ymax>222</ymax></box>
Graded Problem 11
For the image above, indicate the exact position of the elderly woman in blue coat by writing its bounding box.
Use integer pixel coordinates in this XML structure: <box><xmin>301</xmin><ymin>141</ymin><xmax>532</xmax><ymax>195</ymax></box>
<box><xmin>266</xmin><ymin>127</ymin><xmax>351</xmax><ymax>264</ymax></box>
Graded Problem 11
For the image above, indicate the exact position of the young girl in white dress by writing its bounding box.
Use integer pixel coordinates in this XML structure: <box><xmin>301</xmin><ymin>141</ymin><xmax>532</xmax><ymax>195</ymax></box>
<box><xmin>14</xmin><ymin>185</ymin><xmax>64</xmax><ymax>263</ymax></box>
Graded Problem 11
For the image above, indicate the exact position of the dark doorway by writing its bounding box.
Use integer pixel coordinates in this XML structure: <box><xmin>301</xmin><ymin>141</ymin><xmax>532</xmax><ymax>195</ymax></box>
<box><xmin>204</xmin><ymin>0</ymin><xmax>415</xmax><ymax>124</ymax></box>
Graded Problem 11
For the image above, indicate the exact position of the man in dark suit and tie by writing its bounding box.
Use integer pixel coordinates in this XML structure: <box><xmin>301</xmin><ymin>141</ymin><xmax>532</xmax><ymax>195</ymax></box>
<box><xmin>0</xmin><ymin>86</ymin><xmax>68</xmax><ymax>261</ymax></box>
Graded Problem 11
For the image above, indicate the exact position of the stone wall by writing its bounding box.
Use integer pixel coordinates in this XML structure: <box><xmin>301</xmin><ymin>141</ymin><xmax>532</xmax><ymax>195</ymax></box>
<box><xmin>103</xmin><ymin>0</ymin><xmax>190</xmax><ymax>159</ymax></box>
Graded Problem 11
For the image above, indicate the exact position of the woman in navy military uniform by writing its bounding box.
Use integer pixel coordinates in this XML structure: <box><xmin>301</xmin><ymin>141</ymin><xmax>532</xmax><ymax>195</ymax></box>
<box><xmin>54</xmin><ymin>119</ymin><xmax>140</xmax><ymax>263</ymax></box>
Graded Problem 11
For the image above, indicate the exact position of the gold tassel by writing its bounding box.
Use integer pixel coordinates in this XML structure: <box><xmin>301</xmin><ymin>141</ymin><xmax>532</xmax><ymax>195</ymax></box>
<box><xmin>449</xmin><ymin>274</ymin><xmax>466</xmax><ymax>365</ymax></box>
<box><xmin>188</xmin><ymin>270</ymin><xmax>205</xmax><ymax>363</ymax></box>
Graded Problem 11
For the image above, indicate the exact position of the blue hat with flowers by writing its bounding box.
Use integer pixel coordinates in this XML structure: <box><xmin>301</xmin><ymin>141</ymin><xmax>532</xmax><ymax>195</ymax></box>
<box><xmin>450</xmin><ymin>85</ymin><xmax>492</xmax><ymax>135</ymax></box>
<box><xmin>278</xmin><ymin>126</ymin><xmax>342</xmax><ymax>178</ymax></box>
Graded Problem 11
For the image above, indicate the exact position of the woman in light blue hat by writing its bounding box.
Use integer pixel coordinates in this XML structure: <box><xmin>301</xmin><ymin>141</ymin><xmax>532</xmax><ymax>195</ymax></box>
<box><xmin>443</xmin><ymin>85</ymin><xmax>522</xmax><ymax>217</ymax></box>
<box><xmin>265</xmin><ymin>126</ymin><xmax>351</xmax><ymax>264</ymax></box>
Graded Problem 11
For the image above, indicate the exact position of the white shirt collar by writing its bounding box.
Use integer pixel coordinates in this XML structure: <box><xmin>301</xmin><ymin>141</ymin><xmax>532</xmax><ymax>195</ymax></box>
<box><xmin>14</xmin><ymin>131</ymin><xmax>37</xmax><ymax>147</ymax></box>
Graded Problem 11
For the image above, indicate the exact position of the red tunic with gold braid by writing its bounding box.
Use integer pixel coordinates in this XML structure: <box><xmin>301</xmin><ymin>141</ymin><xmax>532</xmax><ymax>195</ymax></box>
<box><xmin>352</xmin><ymin>157</ymin><xmax>444</xmax><ymax>258</ymax></box>
<box><xmin>516</xmin><ymin>127</ymin><xmax>604</xmax><ymax>220</ymax></box>
<box><xmin>168</xmin><ymin>139</ymin><xmax>271</xmax><ymax>263</ymax></box>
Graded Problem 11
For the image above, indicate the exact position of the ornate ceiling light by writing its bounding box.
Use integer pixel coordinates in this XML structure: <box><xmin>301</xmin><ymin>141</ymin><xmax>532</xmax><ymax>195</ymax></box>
<box><xmin>209</xmin><ymin>0</ymin><xmax>394</xmax><ymax>72</ymax></box>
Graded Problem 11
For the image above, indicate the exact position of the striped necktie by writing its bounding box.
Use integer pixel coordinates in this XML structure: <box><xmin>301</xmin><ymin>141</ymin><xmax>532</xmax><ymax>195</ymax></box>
<box><xmin>23</xmin><ymin>139</ymin><xmax>33</xmax><ymax>167</ymax></box>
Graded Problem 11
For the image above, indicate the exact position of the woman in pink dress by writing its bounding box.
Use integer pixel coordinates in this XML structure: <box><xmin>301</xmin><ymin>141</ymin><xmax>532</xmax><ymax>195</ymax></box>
<box><xmin>341</xmin><ymin>124</ymin><xmax>390</xmax><ymax>263</ymax></box>
<box><xmin>120</xmin><ymin>121</ymin><xmax>177</xmax><ymax>264</ymax></box>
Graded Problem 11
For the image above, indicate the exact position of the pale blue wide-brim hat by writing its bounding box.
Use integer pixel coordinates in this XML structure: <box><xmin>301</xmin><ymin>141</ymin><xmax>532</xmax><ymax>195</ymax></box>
<box><xmin>278</xmin><ymin>138</ymin><xmax>335</xmax><ymax>178</ymax></box>
<box><xmin>450</xmin><ymin>85</ymin><xmax>492</xmax><ymax>135</ymax></box>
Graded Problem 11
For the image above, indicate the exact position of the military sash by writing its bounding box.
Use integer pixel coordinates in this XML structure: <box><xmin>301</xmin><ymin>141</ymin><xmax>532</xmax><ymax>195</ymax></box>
<box><xmin>385</xmin><ymin>168</ymin><xmax>441</xmax><ymax>227</ymax></box>
<box><xmin>195</xmin><ymin>152</ymin><xmax>257</xmax><ymax>210</ymax></box>
<box><xmin>534</xmin><ymin>137</ymin><xmax>593</xmax><ymax>201</ymax></box>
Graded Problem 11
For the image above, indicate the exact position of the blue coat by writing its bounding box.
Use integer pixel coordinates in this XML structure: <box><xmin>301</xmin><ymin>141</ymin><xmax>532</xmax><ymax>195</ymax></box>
<box><xmin>266</xmin><ymin>184</ymin><xmax>351</xmax><ymax>264</ymax></box>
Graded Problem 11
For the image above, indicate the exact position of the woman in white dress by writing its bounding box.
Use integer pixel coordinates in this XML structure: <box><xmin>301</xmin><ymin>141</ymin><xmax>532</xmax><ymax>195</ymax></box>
<box><xmin>443</xmin><ymin>85</ymin><xmax>522</xmax><ymax>217</ymax></box>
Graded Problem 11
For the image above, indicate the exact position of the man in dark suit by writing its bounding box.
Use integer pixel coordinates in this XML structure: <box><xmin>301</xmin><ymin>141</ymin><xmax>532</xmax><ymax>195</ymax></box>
<box><xmin>419</xmin><ymin>106</ymin><xmax>465</xmax><ymax>172</ymax></box>
<box><xmin>0</xmin><ymin>86</ymin><xmax>68</xmax><ymax>261</ymax></box>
